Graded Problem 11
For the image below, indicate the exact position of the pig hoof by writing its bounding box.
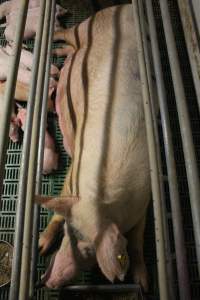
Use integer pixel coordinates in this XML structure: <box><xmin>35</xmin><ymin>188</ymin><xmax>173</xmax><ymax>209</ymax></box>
<box><xmin>39</xmin><ymin>234</ymin><xmax>53</xmax><ymax>255</ymax></box>
<box><xmin>133</xmin><ymin>265</ymin><xmax>148</xmax><ymax>292</ymax></box>
<box><xmin>39</xmin><ymin>220</ymin><xmax>64</xmax><ymax>255</ymax></box>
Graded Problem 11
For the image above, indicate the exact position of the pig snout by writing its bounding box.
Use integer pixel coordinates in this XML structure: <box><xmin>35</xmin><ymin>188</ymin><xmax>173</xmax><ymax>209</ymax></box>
<box><xmin>9</xmin><ymin>115</ymin><xmax>20</xmax><ymax>142</ymax></box>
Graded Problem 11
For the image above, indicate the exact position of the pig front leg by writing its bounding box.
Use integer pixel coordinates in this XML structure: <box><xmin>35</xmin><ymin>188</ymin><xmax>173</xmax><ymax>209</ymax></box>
<box><xmin>39</xmin><ymin>214</ymin><xmax>65</xmax><ymax>255</ymax></box>
<box><xmin>127</xmin><ymin>215</ymin><xmax>148</xmax><ymax>292</ymax></box>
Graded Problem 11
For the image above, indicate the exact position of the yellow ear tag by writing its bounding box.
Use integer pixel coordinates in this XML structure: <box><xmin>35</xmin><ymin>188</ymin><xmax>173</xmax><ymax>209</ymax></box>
<box><xmin>117</xmin><ymin>254</ymin><xmax>126</xmax><ymax>266</ymax></box>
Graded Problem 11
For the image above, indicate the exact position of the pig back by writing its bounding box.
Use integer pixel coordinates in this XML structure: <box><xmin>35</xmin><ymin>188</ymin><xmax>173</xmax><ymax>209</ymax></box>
<box><xmin>66</xmin><ymin>5</ymin><xmax>150</xmax><ymax>233</ymax></box>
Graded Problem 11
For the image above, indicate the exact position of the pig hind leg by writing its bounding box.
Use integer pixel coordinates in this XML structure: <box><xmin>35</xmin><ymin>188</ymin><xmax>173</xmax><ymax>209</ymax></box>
<box><xmin>127</xmin><ymin>215</ymin><xmax>148</xmax><ymax>292</ymax></box>
<box><xmin>39</xmin><ymin>214</ymin><xmax>65</xmax><ymax>255</ymax></box>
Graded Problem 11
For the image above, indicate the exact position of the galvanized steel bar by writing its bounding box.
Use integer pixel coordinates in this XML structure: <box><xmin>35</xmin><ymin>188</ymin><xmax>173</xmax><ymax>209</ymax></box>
<box><xmin>132</xmin><ymin>1</ymin><xmax>169</xmax><ymax>299</ymax></box>
<box><xmin>0</xmin><ymin>0</ymin><xmax>29</xmax><ymax>205</ymax></box>
<box><xmin>138</xmin><ymin>1</ymin><xmax>175</xmax><ymax>298</ymax></box>
<box><xmin>146</xmin><ymin>1</ymin><xmax>191</xmax><ymax>299</ymax></box>
<box><xmin>159</xmin><ymin>0</ymin><xmax>200</xmax><ymax>277</ymax></box>
<box><xmin>19</xmin><ymin>1</ymin><xmax>52</xmax><ymax>299</ymax></box>
<box><xmin>9</xmin><ymin>1</ymin><xmax>46</xmax><ymax>299</ymax></box>
<box><xmin>29</xmin><ymin>1</ymin><xmax>56</xmax><ymax>297</ymax></box>
<box><xmin>177</xmin><ymin>0</ymin><xmax>200</xmax><ymax>112</ymax></box>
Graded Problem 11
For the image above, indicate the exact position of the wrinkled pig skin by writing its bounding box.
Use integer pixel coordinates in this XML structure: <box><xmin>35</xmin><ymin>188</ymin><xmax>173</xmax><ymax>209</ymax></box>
<box><xmin>0</xmin><ymin>1</ymin><xmax>68</xmax><ymax>41</ymax></box>
<box><xmin>38</xmin><ymin>4</ymin><xmax>150</xmax><ymax>291</ymax></box>
<box><xmin>17</xmin><ymin>108</ymin><xmax>58</xmax><ymax>175</ymax></box>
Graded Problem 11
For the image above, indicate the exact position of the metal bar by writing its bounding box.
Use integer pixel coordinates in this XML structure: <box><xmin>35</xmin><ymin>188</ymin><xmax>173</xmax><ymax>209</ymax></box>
<box><xmin>8</xmin><ymin>1</ymin><xmax>46</xmax><ymax>299</ymax></box>
<box><xmin>19</xmin><ymin>1</ymin><xmax>52</xmax><ymax>299</ymax></box>
<box><xmin>177</xmin><ymin>0</ymin><xmax>200</xmax><ymax>112</ymax></box>
<box><xmin>62</xmin><ymin>284</ymin><xmax>141</xmax><ymax>293</ymax></box>
<box><xmin>138</xmin><ymin>2</ymin><xmax>175</xmax><ymax>298</ymax></box>
<box><xmin>159</xmin><ymin>0</ymin><xmax>200</xmax><ymax>277</ymax></box>
<box><xmin>146</xmin><ymin>1</ymin><xmax>191</xmax><ymax>299</ymax></box>
<box><xmin>0</xmin><ymin>0</ymin><xmax>29</xmax><ymax>205</ymax></box>
<box><xmin>29</xmin><ymin>1</ymin><xmax>56</xmax><ymax>297</ymax></box>
<box><xmin>132</xmin><ymin>1</ymin><xmax>169</xmax><ymax>299</ymax></box>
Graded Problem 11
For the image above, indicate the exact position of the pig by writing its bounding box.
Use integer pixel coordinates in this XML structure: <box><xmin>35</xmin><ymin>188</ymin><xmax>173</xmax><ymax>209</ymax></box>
<box><xmin>17</xmin><ymin>107</ymin><xmax>58</xmax><ymax>175</ymax></box>
<box><xmin>0</xmin><ymin>1</ymin><xmax>68</xmax><ymax>41</ymax></box>
<box><xmin>0</xmin><ymin>85</ymin><xmax>20</xmax><ymax>142</ymax></box>
<box><xmin>36</xmin><ymin>4</ymin><xmax>150</xmax><ymax>291</ymax></box>
<box><xmin>5</xmin><ymin>44</ymin><xmax>59</xmax><ymax>78</ymax></box>
<box><xmin>0</xmin><ymin>45</ymin><xmax>58</xmax><ymax>93</ymax></box>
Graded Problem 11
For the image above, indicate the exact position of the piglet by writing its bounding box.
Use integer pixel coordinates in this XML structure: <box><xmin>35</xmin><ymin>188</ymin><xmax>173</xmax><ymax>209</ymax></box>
<box><xmin>17</xmin><ymin>107</ymin><xmax>58</xmax><ymax>175</ymax></box>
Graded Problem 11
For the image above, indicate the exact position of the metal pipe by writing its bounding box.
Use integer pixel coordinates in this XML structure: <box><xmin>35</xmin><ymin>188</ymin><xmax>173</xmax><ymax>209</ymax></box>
<box><xmin>138</xmin><ymin>2</ymin><xmax>175</xmax><ymax>298</ymax></box>
<box><xmin>9</xmin><ymin>1</ymin><xmax>46</xmax><ymax>299</ymax></box>
<box><xmin>159</xmin><ymin>0</ymin><xmax>200</xmax><ymax>277</ymax></box>
<box><xmin>29</xmin><ymin>1</ymin><xmax>56</xmax><ymax>297</ymax></box>
<box><xmin>132</xmin><ymin>1</ymin><xmax>169</xmax><ymax>299</ymax></box>
<box><xmin>62</xmin><ymin>284</ymin><xmax>142</xmax><ymax>293</ymax></box>
<box><xmin>0</xmin><ymin>0</ymin><xmax>29</xmax><ymax>205</ymax></box>
<box><xmin>19</xmin><ymin>1</ymin><xmax>52</xmax><ymax>299</ymax></box>
<box><xmin>177</xmin><ymin>0</ymin><xmax>200</xmax><ymax>113</ymax></box>
<box><xmin>146</xmin><ymin>1</ymin><xmax>191</xmax><ymax>299</ymax></box>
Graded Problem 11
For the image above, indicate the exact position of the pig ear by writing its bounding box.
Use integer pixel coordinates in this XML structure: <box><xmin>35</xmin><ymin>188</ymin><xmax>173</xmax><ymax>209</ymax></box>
<box><xmin>35</xmin><ymin>195</ymin><xmax>79</xmax><ymax>215</ymax></box>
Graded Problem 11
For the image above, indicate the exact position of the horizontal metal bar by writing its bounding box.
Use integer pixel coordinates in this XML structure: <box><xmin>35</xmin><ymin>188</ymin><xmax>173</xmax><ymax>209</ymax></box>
<box><xmin>159</xmin><ymin>0</ymin><xmax>200</xmax><ymax>278</ymax></box>
<box><xmin>9</xmin><ymin>1</ymin><xmax>46</xmax><ymax>299</ymax></box>
<box><xmin>62</xmin><ymin>284</ymin><xmax>142</xmax><ymax>293</ymax></box>
<box><xmin>132</xmin><ymin>1</ymin><xmax>169</xmax><ymax>299</ymax></box>
<box><xmin>146</xmin><ymin>1</ymin><xmax>191</xmax><ymax>299</ymax></box>
<box><xmin>29</xmin><ymin>1</ymin><xmax>56</xmax><ymax>297</ymax></box>
<box><xmin>0</xmin><ymin>0</ymin><xmax>29</xmax><ymax>206</ymax></box>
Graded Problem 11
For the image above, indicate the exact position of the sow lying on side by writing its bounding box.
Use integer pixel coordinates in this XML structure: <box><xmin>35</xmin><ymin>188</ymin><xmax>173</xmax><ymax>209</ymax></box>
<box><xmin>37</xmin><ymin>4</ymin><xmax>151</xmax><ymax>291</ymax></box>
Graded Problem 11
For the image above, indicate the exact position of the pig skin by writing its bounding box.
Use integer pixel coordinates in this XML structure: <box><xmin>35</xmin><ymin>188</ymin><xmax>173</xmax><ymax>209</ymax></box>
<box><xmin>38</xmin><ymin>4</ymin><xmax>150</xmax><ymax>291</ymax></box>
<box><xmin>0</xmin><ymin>1</ymin><xmax>68</xmax><ymax>41</ymax></box>
<box><xmin>17</xmin><ymin>108</ymin><xmax>58</xmax><ymax>175</ymax></box>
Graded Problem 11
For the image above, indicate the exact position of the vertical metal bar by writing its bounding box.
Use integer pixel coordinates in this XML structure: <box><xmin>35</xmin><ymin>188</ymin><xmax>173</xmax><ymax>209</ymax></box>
<box><xmin>9</xmin><ymin>1</ymin><xmax>46</xmax><ymax>300</ymax></box>
<box><xmin>159</xmin><ymin>0</ymin><xmax>200</xmax><ymax>277</ymax></box>
<box><xmin>138</xmin><ymin>2</ymin><xmax>176</xmax><ymax>299</ymax></box>
<box><xmin>132</xmin><ymin>1</ymin><xmax>169</xmax><ymax>299</ymax></box>
<box><xmin>18</xmin><ymin>1</ymin><xmax>52</xmax><ymax>299</ymax></box>
<box><xmin>146</xmin><ymin>1</ymin><xmax>191</xmax><ymax>299</ymax></box>
<box><xmin>29</xmin><ymin>1</ymin><xmax>56</xmax><ymax>297</ymax></box>
<box><xmin>0</xmin><ymin>0</ymin><xmax>29</xmax><ymax>205</ymax></box>
<box><xmin>177</xmin><ymin>0</ymin><xmax>200</xmax><ymax>112</ymax></box>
